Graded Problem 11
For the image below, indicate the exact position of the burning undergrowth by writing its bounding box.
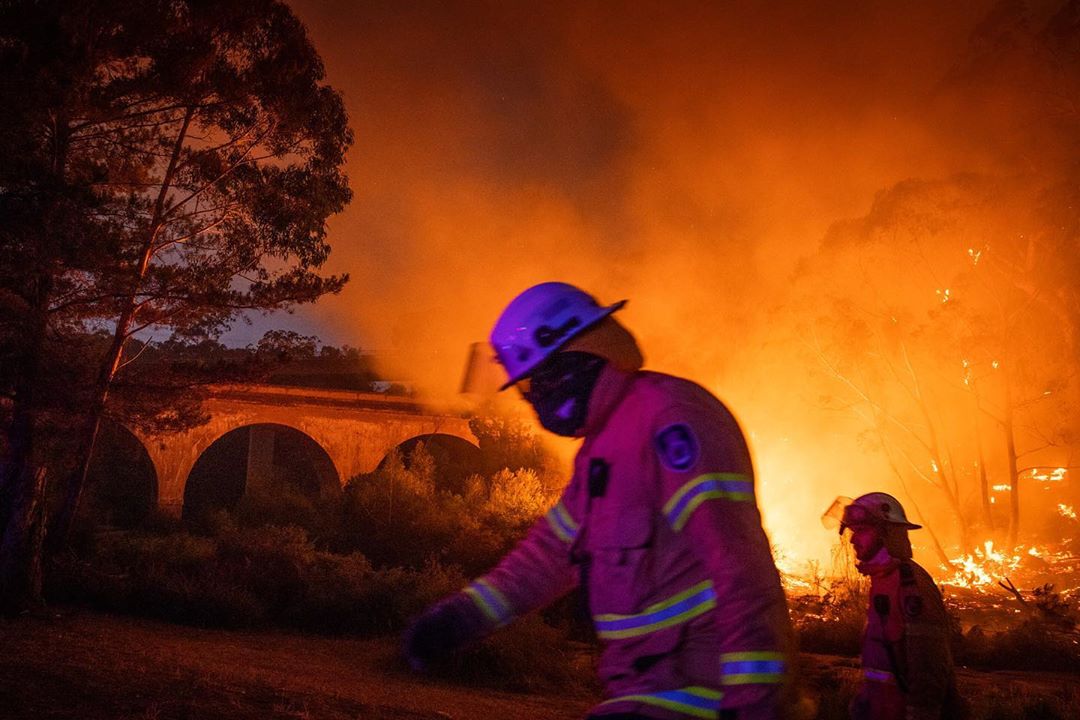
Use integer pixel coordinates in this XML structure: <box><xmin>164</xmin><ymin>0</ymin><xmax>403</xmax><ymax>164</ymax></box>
<box><xmin>781</xmin><ymin>534</ymin><xmax>1080</xmax><ymax>673</ymax></box>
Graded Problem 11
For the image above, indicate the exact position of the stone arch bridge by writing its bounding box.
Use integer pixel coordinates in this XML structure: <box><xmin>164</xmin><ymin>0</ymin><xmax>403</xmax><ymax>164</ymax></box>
<box><xmin>126</xmin><ymin>384</ymin><xmax>477</xmax><ymax>516</ymax></box>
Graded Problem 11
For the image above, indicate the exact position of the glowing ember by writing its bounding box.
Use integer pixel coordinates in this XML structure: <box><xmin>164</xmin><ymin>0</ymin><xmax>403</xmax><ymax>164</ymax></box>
<box><xmin>1060</xmin><ymin>504</ymin><xmax>1077</xmax><ymax>521</ymax></box>
<box><xmin>1031</xmin><ymin>467</ymin><xmax>1067</xmax><ymax>482</ymax></box>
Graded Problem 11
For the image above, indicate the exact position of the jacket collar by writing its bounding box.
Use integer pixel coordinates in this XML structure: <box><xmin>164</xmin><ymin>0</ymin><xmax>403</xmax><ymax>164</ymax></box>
<box><xmin>580</xmin><ymin>364</ymin><xmax>637</xmax><ymax>437</ymax></box>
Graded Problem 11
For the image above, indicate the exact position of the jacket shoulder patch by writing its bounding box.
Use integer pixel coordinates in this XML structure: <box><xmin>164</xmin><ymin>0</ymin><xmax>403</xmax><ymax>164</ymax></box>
<box><xmin>655</xmin><ymin>423</ymin><xmax>699</xmax><ymax>471</ymax></box>
<box><xmin>903</xmin><ymin>594</ymin><xmax>924</xmax><ymax>619</ymax></box>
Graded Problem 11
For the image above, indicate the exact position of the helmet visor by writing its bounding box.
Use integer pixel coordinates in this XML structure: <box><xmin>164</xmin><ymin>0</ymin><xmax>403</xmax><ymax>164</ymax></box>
<box><xmin>822</xmin><ymin>495</ymin><xmax>879</xmax><ymax>535</ymax></box>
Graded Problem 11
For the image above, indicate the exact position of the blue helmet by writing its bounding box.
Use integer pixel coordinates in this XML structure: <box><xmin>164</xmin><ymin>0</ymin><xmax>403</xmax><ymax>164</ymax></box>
<box><xmin>489</xmin><ymin>282</ymin><xmax>626</xmax><ymax>390</ymax></box>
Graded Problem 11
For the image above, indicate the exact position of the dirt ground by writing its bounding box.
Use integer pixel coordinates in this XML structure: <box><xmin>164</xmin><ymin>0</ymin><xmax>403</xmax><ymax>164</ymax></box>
<box><xmin>1</xmin><ymin>609</ymin><xmax>1076</xmax><ymax>720</ymax></box>
<box><xmin>0</xmin><ymin>609</ymin><xmax>593</xmax><ymax>720</ymax></box>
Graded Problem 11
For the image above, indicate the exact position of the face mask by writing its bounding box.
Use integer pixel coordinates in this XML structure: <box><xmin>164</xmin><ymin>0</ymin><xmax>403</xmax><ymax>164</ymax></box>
<box><xmin>520</xmin><ymin>351</ymin><xmax>607</xmax><ymax>436</ymax></box>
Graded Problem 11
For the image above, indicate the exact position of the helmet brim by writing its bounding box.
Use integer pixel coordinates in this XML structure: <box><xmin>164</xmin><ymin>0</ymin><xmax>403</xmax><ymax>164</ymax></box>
<box><xmin>497</xmin><ymin>299</ymin><xmax>627</xmax><ymax>391</ymax></box>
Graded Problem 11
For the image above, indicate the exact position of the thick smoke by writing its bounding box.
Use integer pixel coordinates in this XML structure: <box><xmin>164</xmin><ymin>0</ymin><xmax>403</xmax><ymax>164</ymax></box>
<box><xmin>287</xmin><ymin>0</ymin><xmax>1079</xmax><ymax>569</ymax></box>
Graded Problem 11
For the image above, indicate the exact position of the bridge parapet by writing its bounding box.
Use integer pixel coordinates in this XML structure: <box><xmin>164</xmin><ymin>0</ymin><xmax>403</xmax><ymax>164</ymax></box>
<box><xmin>131</xmin><ymin>383</ymin><xmax>477</xmax><ymax>516</ymax></box>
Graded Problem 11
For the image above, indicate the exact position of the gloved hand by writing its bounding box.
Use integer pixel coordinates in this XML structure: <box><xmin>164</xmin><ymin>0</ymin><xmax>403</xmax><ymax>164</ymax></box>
<box><xmin>403</xmin><ymin>594</ymin><xmax>485</xmax><ymax>671</ymax></box>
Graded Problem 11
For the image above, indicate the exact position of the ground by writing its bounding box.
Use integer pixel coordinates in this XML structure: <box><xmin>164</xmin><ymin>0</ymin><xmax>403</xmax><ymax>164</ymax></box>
<box><xmin>0</xmin><ymin>610</ymin><xmax>1075</xmax><ymax>719</ymax></box>
<box><xmin>0</xmin><ymin>609</ymin><xmax>592</xmax><ymax>720</ymax></box>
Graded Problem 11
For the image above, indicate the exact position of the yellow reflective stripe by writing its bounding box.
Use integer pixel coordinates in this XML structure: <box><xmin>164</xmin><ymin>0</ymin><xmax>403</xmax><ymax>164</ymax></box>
<box><xmin>720</xmin><ymin>650</ymin><xmax>787</xmax><ymax>686</ymax></box>
<box><xmin>600</xmin><ymin>686</ymin><xmax>723</xmax><ymax>720</ymax></box>
<box><xmin>594</xmin><ymin>581</ymin><xmax>716</xmax><ymax>640</ymax></box>
<box><xmin>722</xmin><ymin>672</ymin><xmax>786</xmax><ymax>685</ymax></box>
<box><xmin>663</xmin><ymin>473</ymin><xmax>754</xmax><ymax>531</ymax></box>
<box><xmin>720</xmin><ymin>651</ymin><xmax>786</xmax><ymax>663</ymax></box>
<box><xmin>545</xmin><ymin>502</ymin><xmax>578</xmax><ymax>544</ymax></box>
<box><xmin>463</xmin><ymin>578</ymin><xmax>514</xmax><ymax>627</ymax></box>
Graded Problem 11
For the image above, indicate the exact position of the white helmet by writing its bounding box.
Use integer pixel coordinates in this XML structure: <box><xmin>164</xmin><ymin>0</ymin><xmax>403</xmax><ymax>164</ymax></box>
<box><xmin>842</xmin><ymin>492</ymin><xmax>921</xmax><ymax>531</ymax></box>
<box><xmin>490</xmin><ymin>282</ymin><xmax>626</xmax><ymax>390</ymax></box>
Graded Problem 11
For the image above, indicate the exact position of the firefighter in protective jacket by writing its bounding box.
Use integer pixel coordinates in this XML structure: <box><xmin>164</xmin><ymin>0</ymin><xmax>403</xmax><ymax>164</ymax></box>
<box><xmin>405</xmin><ymin>282</ymin><xmax>798</xmax><ymax>720</ymax></box>
<box><xmin>831</xmin><ymin>492</ymin><xmax>961</xmax><ymax>720</ymax></box>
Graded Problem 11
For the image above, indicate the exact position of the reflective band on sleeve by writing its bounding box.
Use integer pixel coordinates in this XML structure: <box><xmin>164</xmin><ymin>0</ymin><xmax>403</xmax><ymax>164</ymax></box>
<box><xmin>463</xmin><ymin>578</ymin><xmax>514</xmax><ymax>628</ymax></box>
<box><xmin>545</xmin><ymin>501</ymin><xmax>579</xmax><ymax>544</ymax></box>
<box><xmin>663</xmin><ymin>473</ymin><xmax>754</xmax><ymax>531</ymax></box>
<box><xmin>864</xmin><ymin>668</ymin><xmax>896</xmax><ymax>684</ymax></box>
<box><xmin>599</xmin><ymin>686</ymin><xmax>723</xmax><ymax>720</ymax></box>
<box><xmin>720</xmin><ymin>651</ymin><xmax>787</xmax><ymax>685</ymax></box>
<box><xmin>594</xmin><ymin>581</ymin><xmax>716</xmax><ymax>640</ymax></box>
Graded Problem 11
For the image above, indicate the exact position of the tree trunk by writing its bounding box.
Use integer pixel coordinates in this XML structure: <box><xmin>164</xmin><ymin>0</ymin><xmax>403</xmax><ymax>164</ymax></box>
<box><xmin>48</xmin><ymin>106</ymin><xmax>194</xmax><ymax>552</ymax></box>
<box><xmin>0</xmin><ymin>298</ymin><xmax>51</xmax><ymax>613</ymax></box>
<box><xmin>46</xmin><ymin>333</ymin><xmax>123</xmax><ymax>554</ymax></box>
<box><xmin>974</xmin><ymin>411</ymin><xmax>995</xmax><ymax>533</ymax></box>
<box><xmin>0</xmin><ymin>465</ymin><xmax>48</xmax><ymax>615</ymax></box>
<box><xmin>904</xmin><ymin>345</ymin><xmax>971</xmax><ymax>547</ymax></box>
<box><xmin>0</xmin><ymin>255</ymin><xmax>54</xmax><ymax>611</ymax></box>
<box><xmin>1004</xmin><ymin>399</ymin><xmax>1021</xmax><ymax>547</ymax></box>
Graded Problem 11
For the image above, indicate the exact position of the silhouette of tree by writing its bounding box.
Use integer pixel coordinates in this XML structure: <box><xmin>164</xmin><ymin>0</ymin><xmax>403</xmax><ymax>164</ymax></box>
<box><xmin>0</xmin><ymin>0</ymin><xmax>352</xmax><ymax>612</ymax></box>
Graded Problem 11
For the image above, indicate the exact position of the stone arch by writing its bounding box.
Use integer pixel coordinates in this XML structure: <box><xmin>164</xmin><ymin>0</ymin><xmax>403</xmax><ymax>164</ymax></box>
<box><xmin>182</xmin><ymin>423</ymin><xmax>340</xmax><ymax>521</ymax></box>
<box><xmin>85</xmin><ymin>420</ymin><xmax>158</xmax><ymax>527</ymax></box>
<box><xmin>381</xmin><ymin>433</ymin><xmax>482</xmax><ymax>495</ymax></box>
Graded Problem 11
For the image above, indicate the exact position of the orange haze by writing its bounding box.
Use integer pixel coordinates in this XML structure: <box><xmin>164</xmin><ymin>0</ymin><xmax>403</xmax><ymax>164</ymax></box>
<box><xmin>282</xmin><ymin>0</ymin><xmax>1080</xmax><ymax>573</ymax></box>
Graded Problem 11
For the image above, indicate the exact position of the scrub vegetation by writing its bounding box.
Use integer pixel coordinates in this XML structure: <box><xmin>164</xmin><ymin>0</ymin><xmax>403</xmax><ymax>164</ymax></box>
<box><xmin>41</xmin><ymin>411</ymin><xmax>1080</xmax><ymax>714</ymax></box>
<box><xmin>47</xmin><ymin>415</ymin><xmax>589</xmax><ymax>695</ymax></box>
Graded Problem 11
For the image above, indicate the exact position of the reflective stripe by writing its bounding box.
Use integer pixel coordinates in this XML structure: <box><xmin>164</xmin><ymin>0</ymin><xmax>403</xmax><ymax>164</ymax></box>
<box><xmin>720</xmin><ymin>651</ymin><xmax>787</xmax><ymax>685</ymax></box>
<box><xmin>663</xmin><ymin>473</ymin><xmax>754</xmax><ymax>531</ymax></box>
<box><xmin>600</xmin><ymin>686</ymin><xmax>723</xmax><ymax>719</ymax></box>
<box><xmin>864</xmin><ymin>668</ymin><xmax>896</xmax><ymax>684</ymax></box>
<box><xmin>594</xmin><ymin>581</ymin><xmax>716</xmax><ymax>640</ymax></box>
<box><xmin>463</xmin><ymin>578</ymin><xmax>514</xmax><ymax>627</ymax></box>
<box><xmin>545</xmin><ymin>501</ymin><xmax>579</xmax><ymax>544</ymax></box>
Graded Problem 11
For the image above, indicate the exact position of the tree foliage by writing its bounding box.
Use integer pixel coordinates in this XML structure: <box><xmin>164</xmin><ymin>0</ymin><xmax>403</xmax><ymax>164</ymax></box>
<box><xmin>0</xmin><ymin>0</ymin><xmax>353</xmax><ymax>612</ymax></box>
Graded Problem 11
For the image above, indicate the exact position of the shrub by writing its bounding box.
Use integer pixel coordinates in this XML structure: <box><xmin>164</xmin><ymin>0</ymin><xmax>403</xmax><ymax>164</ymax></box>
<box><xmin>424</xmin><ymin>614</ymin><xmax>597</xmax><ymax>696</ymax></box>
<box><xmin>956</xmin><ymin>618</ymin><xmax>1080</xmax><ymax>672</ymax></box>
<box><xmin>469</xmin><ymin>414</ymin><xmax>556</xmax><ymax>477</ymax></box>
<box><xmin>791</xmin><ymin>576</ymin><xmax>868</xmax><ymax>657</ymax></box>
<box><xmin>46</xmin><ymin>523</ymin><xmax>466</xmax><ymax>634</ymax></box>
<box><xmin>484</xmin><ymin>467</ymin><xmax>559</xmax><ymax>529</ymax></box>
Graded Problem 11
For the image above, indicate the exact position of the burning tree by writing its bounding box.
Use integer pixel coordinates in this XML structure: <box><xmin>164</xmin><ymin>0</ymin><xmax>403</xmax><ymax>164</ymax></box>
<box><xmin>788</xmin><ymin>1</ymin><xmax>1080</xmax><ymax>574</ymax></box>
<box><xmin>0</xmin><ymin>0</ymin><xmax>351</xmax><ymax>612</ymax></box>
<box><xmin>799</xmin><ymin>173</ymin><xmax>1079</xmax><ymax>567</ymax></box>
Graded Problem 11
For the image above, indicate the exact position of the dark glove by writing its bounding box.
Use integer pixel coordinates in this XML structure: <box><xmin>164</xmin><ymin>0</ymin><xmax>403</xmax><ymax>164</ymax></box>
<box><xmin>403</xmin><ymin>594</ymin><xmax>485</xmax><ymax>671</ymax></box>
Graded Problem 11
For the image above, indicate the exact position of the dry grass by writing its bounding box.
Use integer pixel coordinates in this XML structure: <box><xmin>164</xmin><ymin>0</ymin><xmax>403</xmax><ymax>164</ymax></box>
<box><xmin>2</xmin><ymin>609</ymin><xmax>1076</xmax><ymax>720</ymax></box>
<box><xmin>0</xmin><ymin>608</ymin><xmax>592</xmax><ymax>720</ymax></box>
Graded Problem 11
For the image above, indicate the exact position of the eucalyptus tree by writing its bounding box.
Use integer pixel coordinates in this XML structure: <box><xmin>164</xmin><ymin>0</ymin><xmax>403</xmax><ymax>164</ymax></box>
<box><xmin>0</xmin><ymin>0</ymin><xmax>352</xmax><ymax>611</ymax></box>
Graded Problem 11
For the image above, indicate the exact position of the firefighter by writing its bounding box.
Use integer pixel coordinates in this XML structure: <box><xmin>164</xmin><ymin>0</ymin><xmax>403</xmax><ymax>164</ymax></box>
<box><xmin>405</xmin><ymin>282</ymin><xmax>798</xmax><ymax>720</ymax></box>
<box><xmin>831</xmin><ymin>492</ymin><xmax>961</xmax><ymax>720</ymax></box>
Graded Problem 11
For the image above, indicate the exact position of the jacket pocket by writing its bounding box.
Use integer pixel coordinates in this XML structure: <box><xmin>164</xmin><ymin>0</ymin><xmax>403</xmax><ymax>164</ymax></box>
<box><xmin>587</xmin><ymin>507</ymin><xmax>655</xmax><ymax>616</ymax></box>
<box><xmin>599</xmin><ymin>621</ymin><xmax>685</xmax><ymax>684</ymax></box>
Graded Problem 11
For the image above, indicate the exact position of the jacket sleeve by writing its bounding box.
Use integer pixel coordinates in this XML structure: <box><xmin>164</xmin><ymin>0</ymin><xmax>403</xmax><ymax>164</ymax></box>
<box><xmin>651</xmin><ymin>398</ymin><xmax>794</xmax><ymax>714</ymax></box>
<box><xmin>454</xmin><ymin>481</ymin><xmax>582</xmax><ymax>633</ymax></box>
<box><xmin>900</xmin><ymin>563</ymin><xmax>953</xmax><ymax>720</ymax></box>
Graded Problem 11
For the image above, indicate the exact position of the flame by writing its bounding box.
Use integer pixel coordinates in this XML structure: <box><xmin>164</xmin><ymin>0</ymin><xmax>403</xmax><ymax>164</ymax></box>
<box><xmin>1060</xmin><ymin>504</ymin><xmax>1077</xmax><ymax>521</ymax></box>
<box><xmin>942</xmin><ymin>541</ymin><xmax>1025</xmax><ymax>589</ymax></box>
<box><xmin>937</xmin><ymin>540</ymin><xmax>1080</xmax><ymax>593</ymax></box>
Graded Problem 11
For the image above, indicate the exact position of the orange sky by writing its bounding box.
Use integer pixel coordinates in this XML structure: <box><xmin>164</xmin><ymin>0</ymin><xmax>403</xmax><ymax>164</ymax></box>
<box><xmin>271</xmin><ymin>1</ymin><xmax>997</xmax><ymax>365</ymax></box>
<box><xmin>248</xmin><ymin>0</ymin><xmax>1076</xmax><ymax>569</ymax></box>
